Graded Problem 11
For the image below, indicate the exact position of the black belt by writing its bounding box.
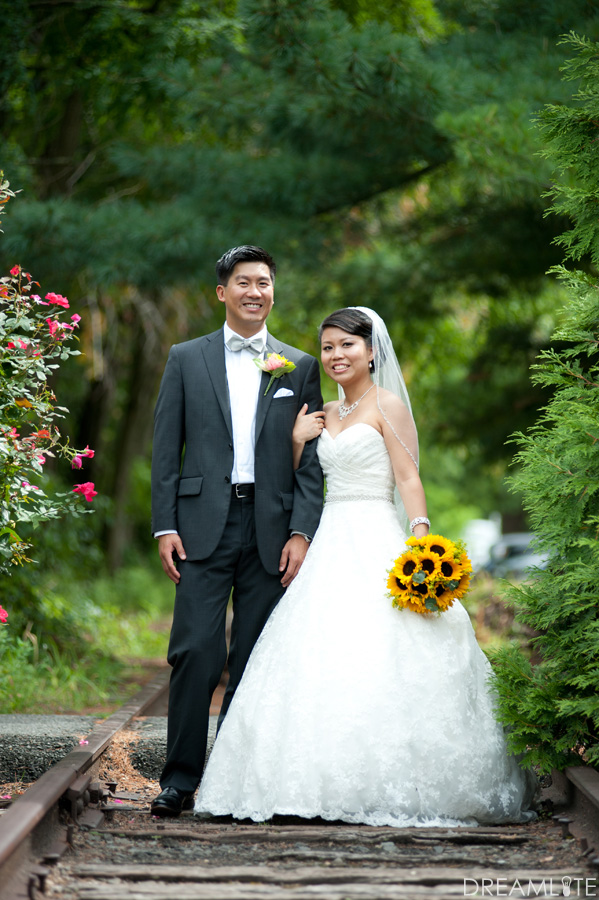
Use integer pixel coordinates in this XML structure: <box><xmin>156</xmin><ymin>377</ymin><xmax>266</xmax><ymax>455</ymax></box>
<box><xmin>232</xmin><ymin>483</ymin><xmax>255</xmax><ymax>499</ymax></box>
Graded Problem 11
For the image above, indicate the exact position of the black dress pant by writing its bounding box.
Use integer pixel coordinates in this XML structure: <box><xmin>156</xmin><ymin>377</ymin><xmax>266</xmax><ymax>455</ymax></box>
<box><xmin>160</xmin><ymin>493</ymin><xmax>285</xmax><ymax>792</ymax></box>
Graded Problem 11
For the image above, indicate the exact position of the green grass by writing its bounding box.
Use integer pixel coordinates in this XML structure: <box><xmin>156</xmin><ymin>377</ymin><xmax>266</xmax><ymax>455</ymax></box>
<box><xmin>0</xmin><ymin>558</ymin><xmax>173</xmax><ymax>714</ymax></box>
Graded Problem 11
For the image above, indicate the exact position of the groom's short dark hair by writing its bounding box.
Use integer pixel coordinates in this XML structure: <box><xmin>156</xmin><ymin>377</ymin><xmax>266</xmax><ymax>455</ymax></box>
<box><xmin>216</xmin><ymin>246</ymin><xmax>276</xmax><ymax>286</ymax></box>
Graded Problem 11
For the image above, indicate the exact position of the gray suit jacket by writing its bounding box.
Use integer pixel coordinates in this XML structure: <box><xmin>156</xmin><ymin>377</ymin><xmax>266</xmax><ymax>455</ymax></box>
<box><xmin>151</xmin><ymin>328</ymin><xmax>324</xmax><ymax>575</ymax></box>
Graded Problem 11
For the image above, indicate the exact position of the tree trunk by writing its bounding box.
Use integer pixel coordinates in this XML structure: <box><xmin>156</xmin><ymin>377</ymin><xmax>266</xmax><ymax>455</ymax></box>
<box><xmin>105</xmin><ymin>298</ymin><xmax>166</xmax><ymax>572</ymax></box>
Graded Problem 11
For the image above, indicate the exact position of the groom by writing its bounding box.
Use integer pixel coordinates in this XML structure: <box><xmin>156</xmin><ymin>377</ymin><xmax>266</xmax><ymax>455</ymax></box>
<box><xmin>150</xmin><ymin>245</ymin><xmax>324</xmax><ymax>816</ymax></box>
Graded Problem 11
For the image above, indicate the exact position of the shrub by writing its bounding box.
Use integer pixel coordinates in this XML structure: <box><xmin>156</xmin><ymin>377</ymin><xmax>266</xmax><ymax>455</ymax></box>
<box><xmin>490</xmin><ymin>35</ymin><xmax>599</xmax><ymax>772</ymax></box>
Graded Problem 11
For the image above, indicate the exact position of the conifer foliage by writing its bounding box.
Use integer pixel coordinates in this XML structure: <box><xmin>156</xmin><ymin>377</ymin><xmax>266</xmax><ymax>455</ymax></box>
<box><xmin>491</xmin><ymin>35</ymin><xmax>599</xmax><ymax>772</ymax></box>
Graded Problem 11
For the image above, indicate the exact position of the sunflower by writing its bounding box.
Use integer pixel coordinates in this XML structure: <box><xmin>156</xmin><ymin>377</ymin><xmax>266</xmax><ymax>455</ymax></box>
<box><xmin>439</xmin><ymin>557</ymin><xmax>464</xmax><ymax>581</ymax></box>
<box><xmin>386</xmin><ymin>571</ymin><xmax>409</xmax><ymax>599</ymax></box>
<box><xmin>418</xmin><ymin>552</ymin><xmax>441</xmax><ymax>581</ymax></box>
<box><xmin>412</xmin><ymin>580</ymin><xmax>430</xmax><ymax>598</ymax></box>
<box><xmin>456</xmin><ymin>551</ymin><xmax>473</xmax><ymax>575</ymax></box>
<box><xmin>393</xmin><ymin>551</ymin><xmax>420</xmax><ymax>581</ymax></box>
<box><xmin>433</xmin><ymin>582</ymin><xmax>456</xmax><ymax>612</ymax></box>
<box><xmin>424</xmin><ymin>534</ymin><xmax>454</xmax><ymax>559</ymax></box>
<box><xmin>405</xmin><ymin>594</ymin><xmax>428</xmax><ymax>615</ymax></box>
<box><xmin>452</xmin><ymin>571</ymin><xmax>472</xmax><ymax>600</ymax></box>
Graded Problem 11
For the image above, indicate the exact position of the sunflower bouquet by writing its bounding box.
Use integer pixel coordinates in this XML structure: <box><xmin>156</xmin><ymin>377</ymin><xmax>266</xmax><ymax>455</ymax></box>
<box><xmin>386</xmin><ymin>534</ymin><xmax>472</xmax><ymax>615</ymax></box>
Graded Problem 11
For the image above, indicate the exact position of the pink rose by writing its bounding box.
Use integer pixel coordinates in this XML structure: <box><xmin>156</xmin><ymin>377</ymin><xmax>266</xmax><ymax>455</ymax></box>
<box><xmin>7</xmin><ymin>342</ymin><xmax>15</xmax><ymax>350</ymax></box>
<box><xmin>73</xmin><ymin>482</ymin><xmax>98</xmax><ymax>502</ymax></box>
<box><xmin>45</xmin><ymin>292</ymin><xmax>69</xmax><ymax>308</ymax></box>
<box><xmin>10</xmin><ymin>265</ymin><xmax>19</xmax><ymax>277</ymax></box>
<box><xmin>82</xmin><ymin>445</ymin><xmax>94</xmax><ymax>458</ymax></box>
<box><xmin>71</xmin><ymin>314</ymin><xmax>81</xmax><ymax>325</ymax></box>
<box><xmin>32</xmin><ymin>295</ymin><xmax>48</xmax><ymax>305</ymax></box>
<box><xmin>72</xmin><ymin>454</ymin><xmax>83</xmax><ymax>469</ymax></box>
<box><xmin>46</xmin><ymin>318</ymin><xmax>59</xmax><ymax>337</ymax></box>
<box><xmin>265</xmin><ymin>356</ymin><xmax>285</xmax><ymax>371</ymax></box>
<box><xmin>0</xmin><ymin>606</ymin><xmax>8</xmax><ymax>624</ymax></box>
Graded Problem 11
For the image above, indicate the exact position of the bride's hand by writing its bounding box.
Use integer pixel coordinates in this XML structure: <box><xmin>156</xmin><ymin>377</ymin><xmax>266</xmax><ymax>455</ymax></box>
<box><xmin>293</xmin><ymin>404</ymin><xmax>325</xmax><ymax>443</ymax></box>
<box><xmin>292</xmin><ymin>405</ymin><xmax>325</xmax><ymax>470</ymax></box>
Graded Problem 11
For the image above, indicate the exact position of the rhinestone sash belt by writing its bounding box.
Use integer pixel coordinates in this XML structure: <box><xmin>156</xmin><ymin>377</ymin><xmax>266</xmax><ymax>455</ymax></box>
<box><xmin>325</xmin><ymin>493</ymin><xmax>393</xmax><ymax>504</ymax></box>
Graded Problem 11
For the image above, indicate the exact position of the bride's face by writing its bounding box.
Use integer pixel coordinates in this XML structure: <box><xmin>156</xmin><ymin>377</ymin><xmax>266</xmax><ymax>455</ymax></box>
<box><xmin>320</xmin><ymin>326</ymin><xmax>373</xmax><ymax>384</ymax></box>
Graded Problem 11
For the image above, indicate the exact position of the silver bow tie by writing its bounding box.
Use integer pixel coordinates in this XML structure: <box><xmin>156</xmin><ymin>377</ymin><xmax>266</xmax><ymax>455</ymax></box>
<box><xmin>226</xmin><ymin>335</ymin><xmax>264</xmax><ymax>353</ymax></box>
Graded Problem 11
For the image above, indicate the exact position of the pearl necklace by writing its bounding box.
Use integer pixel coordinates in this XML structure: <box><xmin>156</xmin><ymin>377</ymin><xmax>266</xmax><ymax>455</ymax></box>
<box><xmin>338</xmin><ymin>384</ymin><xmax>374</xmax><ymax>420</ymax></box>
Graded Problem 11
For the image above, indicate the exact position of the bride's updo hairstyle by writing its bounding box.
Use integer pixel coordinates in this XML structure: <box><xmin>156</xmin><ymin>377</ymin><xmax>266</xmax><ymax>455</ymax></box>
<box><xmin>318</xmin><ymin>308</ymin><xmax>372</xmax><ymax>346</ymax></box>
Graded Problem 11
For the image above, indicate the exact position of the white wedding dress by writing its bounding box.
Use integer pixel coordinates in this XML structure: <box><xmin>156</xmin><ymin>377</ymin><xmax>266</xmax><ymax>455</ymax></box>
<box><xmin>195</xmin><ymin>424</ymin><xmax>536</xmax><ymax>826</ymax></box>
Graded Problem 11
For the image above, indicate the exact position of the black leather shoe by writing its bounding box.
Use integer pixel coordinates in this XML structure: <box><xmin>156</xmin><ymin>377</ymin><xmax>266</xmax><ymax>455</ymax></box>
<box><xmin>151</xmin><ymin>786</ymin><xmax>194</xmax><ymax>817</ymax></box>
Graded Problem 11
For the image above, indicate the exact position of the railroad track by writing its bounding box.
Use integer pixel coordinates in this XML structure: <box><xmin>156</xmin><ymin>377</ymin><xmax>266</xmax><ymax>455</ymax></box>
<box><xmin>1</xmin><ymin>677</ymin><xmax>598</xmax><ymax>900</ymax></box>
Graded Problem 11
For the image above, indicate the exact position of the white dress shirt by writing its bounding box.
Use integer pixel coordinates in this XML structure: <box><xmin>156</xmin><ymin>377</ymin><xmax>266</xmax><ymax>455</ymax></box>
<box><xmin>224</xmin><ymin>322</ymin><xmax>266</xmax><ymax>484</ymax></box>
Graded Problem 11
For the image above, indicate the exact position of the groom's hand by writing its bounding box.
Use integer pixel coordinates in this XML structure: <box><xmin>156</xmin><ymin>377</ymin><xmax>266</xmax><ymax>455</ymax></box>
<box><xmin>279</xmin><ymin>534</ymin><xmax>309</xmax><ymax>587</ymax></box>
<box><xmin>158</xmin><ymin>533</ymin><xmax>187</xmax><ymax>583</ymax></box>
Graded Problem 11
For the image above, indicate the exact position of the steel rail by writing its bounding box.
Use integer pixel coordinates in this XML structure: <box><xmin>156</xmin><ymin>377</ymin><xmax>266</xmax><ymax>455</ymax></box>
<box><xmin>0</xmin><ymin>670</ymin><xmax>168</xmax><ymax>869</ymax></box>
<box><xmin>1</xmin><ymin>673</ymin><xmax>599</xmax><ymax>893</ymax></box>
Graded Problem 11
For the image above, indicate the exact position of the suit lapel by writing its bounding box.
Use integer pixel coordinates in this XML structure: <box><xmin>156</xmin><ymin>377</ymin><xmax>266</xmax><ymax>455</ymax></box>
<box><xmin>202</xmin><ymin>329</ymin><xmax>233</xmax><ymax>440</ymax></box>
<box><xmin>255</xmin><ymin>335</ymin><xmax>285</xmax><ymax>443</ymax></box>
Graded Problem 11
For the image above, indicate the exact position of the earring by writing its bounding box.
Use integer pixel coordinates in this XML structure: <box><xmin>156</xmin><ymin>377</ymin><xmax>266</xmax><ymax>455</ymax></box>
<box><xmin>369</xmin><ymin>360</ymin><xmax>375</xmax><ymax>372</ymax></box>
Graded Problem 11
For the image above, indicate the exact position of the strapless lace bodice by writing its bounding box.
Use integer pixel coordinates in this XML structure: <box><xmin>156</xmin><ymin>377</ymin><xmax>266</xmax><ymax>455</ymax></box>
<box><xmin>317</xmin><ymin>424</ymin><xmax>394</xmax><ymax>500</ymax></box>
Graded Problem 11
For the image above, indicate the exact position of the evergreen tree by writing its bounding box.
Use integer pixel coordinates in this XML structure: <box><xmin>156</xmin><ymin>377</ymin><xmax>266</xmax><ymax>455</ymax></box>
<box><xmin>2</xmin><ymin>1</ymin><xmax>598</xmax><ymax>563</ymax></box>
<box><xmin>491</xmin><ymin>34</ymin><xmax>599</xmax><ymax>772</ymax></box>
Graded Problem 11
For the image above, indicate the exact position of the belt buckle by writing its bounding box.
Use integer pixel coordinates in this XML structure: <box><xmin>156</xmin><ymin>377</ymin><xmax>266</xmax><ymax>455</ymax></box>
<box><xmin>235</xmin><ymin>483</ymin><xmax>245</xmax><ymax>499</ymax></box>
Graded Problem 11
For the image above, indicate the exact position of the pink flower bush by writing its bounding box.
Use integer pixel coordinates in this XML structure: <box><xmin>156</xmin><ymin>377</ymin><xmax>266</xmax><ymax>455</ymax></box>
<box><xmin>71</xmin><ymin>444</ymin><xmax>94</xmax><ymax>469</ymax></box>
<box><xmin>73</xmin><ymin>482</ymin><xmax>98</xmax><ymax>503</ymax></box>
<box><xmin>0</xmin><ymin>177</ymin><xmax>97</xmax><ymax>571</ymax></box>
<box><xmin>45</xmin><ymin>292</ymin><xmax>69</xmax><ymax>308</ymax></box>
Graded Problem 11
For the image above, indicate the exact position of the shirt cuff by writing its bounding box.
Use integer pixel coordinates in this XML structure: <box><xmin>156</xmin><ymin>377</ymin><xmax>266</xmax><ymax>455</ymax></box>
<box><xmin>154</xmin><ymin>530</ymin><xmax>178</xmax><ymax>539</ymax></box>
<box><xmin>291</xmin><ymin>531</ymin><xmax>312</xmax><ymax>543</ymax></box>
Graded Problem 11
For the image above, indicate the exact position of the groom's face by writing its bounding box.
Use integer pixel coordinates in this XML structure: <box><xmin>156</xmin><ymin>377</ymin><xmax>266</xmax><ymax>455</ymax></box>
<box><xmin>216</xmin><ymin>262</ymin><xmax>274</xmax><ymax>337</ymax></box>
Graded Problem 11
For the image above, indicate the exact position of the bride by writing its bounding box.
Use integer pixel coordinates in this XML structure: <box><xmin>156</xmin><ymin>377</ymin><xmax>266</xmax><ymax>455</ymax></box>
<box><xmin>194</xmin><ymin>306</ymin><xmax>536</xmax><ymax>827</ymax></box>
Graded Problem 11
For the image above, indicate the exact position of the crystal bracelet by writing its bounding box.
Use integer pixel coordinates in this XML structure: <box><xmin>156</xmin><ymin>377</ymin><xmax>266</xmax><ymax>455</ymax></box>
<box><xmin>410</xmin><ymin>516</ymin><xmax>430</xmax><ymax>534</ymax></box>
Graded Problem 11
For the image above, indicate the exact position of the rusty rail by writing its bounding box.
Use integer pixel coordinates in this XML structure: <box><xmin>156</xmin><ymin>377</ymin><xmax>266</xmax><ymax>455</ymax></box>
<box><xmin>0</xmin><ymin>670</ymin><xmax>168</xmax><ymax>871</ymax></box>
